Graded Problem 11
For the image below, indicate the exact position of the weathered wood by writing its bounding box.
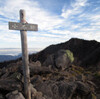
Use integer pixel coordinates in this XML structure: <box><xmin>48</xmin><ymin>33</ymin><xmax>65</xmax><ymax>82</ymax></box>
<box><xmin>8</xmin><ymin>9</ymin><xmax>38</xmax><ymax>99</ymax></box>
<box><xmin>20</xmin><ymin>9</ymin><xmax>31</xmax><ymax>99</ymax></box>
<box><xmin>9</xmin><ymin>22</ymin><xmax>38</xmax><ymax>31</ymax></box>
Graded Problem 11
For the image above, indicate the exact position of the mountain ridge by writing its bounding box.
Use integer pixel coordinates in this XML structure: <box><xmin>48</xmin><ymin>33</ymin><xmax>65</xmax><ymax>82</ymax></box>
<box><xmin>29</xmin><ymin>38</ymin><xmax>100</xmax><ymax>69</ymax></box>
<box><xmin>0</xmin><ymin>38</ymin><xmax>100</xmax><ymax>99</ymax></box>
<box><xmin>0</xmin><ymin>38</ymin><xmax>100</xmax><ymax>70</ymax></box>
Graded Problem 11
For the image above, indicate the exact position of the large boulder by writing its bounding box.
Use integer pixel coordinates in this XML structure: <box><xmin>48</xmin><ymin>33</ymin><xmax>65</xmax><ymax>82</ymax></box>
<box><xmin>43</xmin><ymin>49</ymin><xmax>74</xmax><ymax>70</ymax></box>
<box><xmin>34</xmin><ymin>80</ymin><xmax>96</xmax><ymax>99</ymax></box>
<box><xmin>55</xmin><ymin>50</ymin><xmax>74</xmax><ymax>70</ymax></box>
<box><xmin>29</xmin><ymin>61</ymin><xmax>52</xmax><ymax>75</ymax></box>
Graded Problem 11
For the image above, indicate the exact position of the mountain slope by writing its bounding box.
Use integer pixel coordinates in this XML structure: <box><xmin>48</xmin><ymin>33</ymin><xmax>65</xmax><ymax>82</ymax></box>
<box><xmin>0</xmin><ymin>38</ymin><xmax>99</xmax><ymax>99</ymax></box>
<box><xmin>30</xmin><ymin>38</ymin><xmax>100</xmax><ymax>68</ymax></box>
<box><xmin>0</xmin><ymin>38</ymin><xmax>100</xmax><ymax>69</ymax></box>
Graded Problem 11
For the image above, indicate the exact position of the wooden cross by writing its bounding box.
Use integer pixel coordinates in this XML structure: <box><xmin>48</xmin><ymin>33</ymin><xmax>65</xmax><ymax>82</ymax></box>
<box><xmin>8</xmin><ymin>9</ymin><xmax>38</xmax><ymax>99</ymax></box>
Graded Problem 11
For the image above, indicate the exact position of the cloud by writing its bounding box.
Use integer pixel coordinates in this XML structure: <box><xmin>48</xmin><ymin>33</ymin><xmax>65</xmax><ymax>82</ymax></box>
<box><xmin>61</xmin><ymin>0</ymin><xmax>88</xmax><ymax>18</ymax></box>
<box><xmin>0</xmin><ymin>0</ymin><xmax>64</xmax><ymax>30</ymax></box>
<box><xmin>60</xmin><ymin>0</ymin><xmax>100</xmax><ymax>42</ymax></box>
<box><xmin>0</xmin><ymin>0</ymin><xmax>65</xmax><ymax>47</ymax></box>
<box><xmin>0</xmin><ymin>0</ymin><xmax>100</xmax><ymax>48</ymax></box>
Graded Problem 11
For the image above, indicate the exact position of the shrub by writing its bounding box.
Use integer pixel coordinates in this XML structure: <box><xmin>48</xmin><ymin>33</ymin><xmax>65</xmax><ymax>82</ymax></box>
<box><xmin>94</xmin><ymin>71</ymin><xmax>100</xmax><ymax>77</ymax></box>
<box><xmin>66</xmin><ymin>50</ymin><xmax>74</xmax><ymax>63</ymax></box>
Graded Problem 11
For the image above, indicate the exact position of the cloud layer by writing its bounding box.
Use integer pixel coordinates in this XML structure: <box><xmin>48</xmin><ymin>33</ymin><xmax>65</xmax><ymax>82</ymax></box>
<box><xmin>0</xmin><ymin>0</ymin><xmax>100</xmax><ymax>48</ymax></box>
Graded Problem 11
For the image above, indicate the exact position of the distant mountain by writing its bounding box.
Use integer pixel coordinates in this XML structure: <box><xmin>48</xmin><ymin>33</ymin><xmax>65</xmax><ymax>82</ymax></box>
<box><xmin>0</xmin><ymin>48</ymin><xmax>41</xmax><ymax>64</ymax></box>
<box><xmin>0</xmin><ymin>54</ymin><xmax>21</xmax><ymax>62</ymax></box>
<box><xmin>30</xmin><ymin>38</ymin><xmax>100</xmax><ymax>69</ymax></box>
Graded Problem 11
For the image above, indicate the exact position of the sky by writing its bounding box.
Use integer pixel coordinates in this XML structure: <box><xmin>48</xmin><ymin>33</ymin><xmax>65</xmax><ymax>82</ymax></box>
<box><xmin>0</xmin><ymin>0</ymin><xmax>100</xmax><ymax>49</ymax></box>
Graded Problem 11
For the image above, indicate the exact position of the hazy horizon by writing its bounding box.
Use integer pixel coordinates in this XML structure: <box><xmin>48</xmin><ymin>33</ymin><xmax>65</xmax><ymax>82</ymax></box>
<box><xmin>0</xmin><ymin>48</ymin><xmax>42</xmax><ymax>56</ymax></box>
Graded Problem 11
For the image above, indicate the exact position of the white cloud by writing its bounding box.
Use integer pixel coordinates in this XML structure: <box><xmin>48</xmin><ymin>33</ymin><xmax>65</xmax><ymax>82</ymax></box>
<box><xmin>0</xmin><ymin>0</ymin><xmax>65</xmax><ymax>48</ymax></box>
<box><xmin>0</xmin><ymin>0</ymin><xmax>64</xmax><ymax>30</ymax></box>
<box><xmin>61</xmin><ymin>0</ymin><xmax>88</xmax><ymax>18</ymax></box>
<box><xmin>91</xmin><ymin>22</ymin><xmax>100</xmax><ymax>26</ymax></box>
<box><xmin>0</xmin><ymin>0</ymin><xmax>100</xmax><ymax>48</ymax></box>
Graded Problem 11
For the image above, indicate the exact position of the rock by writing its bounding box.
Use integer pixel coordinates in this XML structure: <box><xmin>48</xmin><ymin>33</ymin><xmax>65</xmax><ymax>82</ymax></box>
<box><xmin>76</xmin><ymin>81</ymin><xmax>91</xmax><ymax>95</ymax></box>
<box><xmin>9</xmin><ymin>72</ymin><xmax>22</xmax><ymax>80</ymax></box>
<box><xmin>0</xmin><ymin>94</ymin><xmax>4</xmax><ymax>99</ymax></box>
<box><xmin>6</xmin><ymin>90</ymin><xmax>25</xmax><ymax>99</ymax></box>
<box><xmin>30</xmin><ymin>84</ymin><xmax>37</xmax><ymax>96</ymax></box>
<box><xmin>1</xmin><ymin>62</ymin><xmax>21</xmax><ymax>74</ymax></box>
<box><xmin>30</xmin><ymin>61</ymin><xmax>41</xmax><ymax>67</ymax></box>
<box><xmin>76</xmin><ymin>74</ymin><xmax>86</xmax><ymax>82</ymax></box>
<box><xmin>30</xmin><ymin>61</ymin><xmax>42</xmax><ymax>75</ymax></box>
<box><xmin>31</xmin><ymin>75</ymin><xmax>43</xmax><ymax>84</ymax></box>
<box><xmin>32</xmin><ymin>92</ymin><xmax>45</xmax><ymax>99</ymax></box>
<box><xmin>34</xmin><ymin>80</ymin><xmax>96</xmax><ymax>99</ymax></box>
<box><xmin>1</xmin><ymin>72</ymin><xmax>9</xmax><ymax>79</ymax></box>
<box><xmin>30</xmin><ymin>66</ymin><xmax>52</xmax><ymax>75</ymax></box>
<box><xmin>85</xmin><ymin>73</ymin><xmax>93</xmax><ymax>81</ymax></box>
<box><xmin>35</xmin><ymin>81</ymin><xmax>77</xmax><ymax>99</ymax></box>
<box><xmin>58</xmin><ymin>82</ymin><xmax>76</xmax><ymax>99</ymax></box>
<box><xmin>30</xmin><ymin>84</ymin><xmax>45</xmax><ymax>99</ymax></box>
<box><xmin>0</xmin><ymin>79</ymin><xmax>22</xmax><ymax>91</ymax></box>
<box><xmin>43</xmin><ymin>49</ymin><xmax>74</xmax><ymax>70</ymax></box>
<box><xmin>44</xmin><ymin>95</ymin><xmax>52</xmax><ymax>99</ymax></box>
<box><xmin>34</xmin><ymin>81</ymin><xmax>54</xmax><ymax>98</ymax></box>
<box><xmin>96</xmin><ymin>94</ymin><xmax>100</xmax><ymax>99</ymax></box>
<box><xmin>68</xmin><ymin>76</ymin><xmax>76</xmax><ymax>82</ymax></box>
<box><xmin>55</xmin><ymin>50</ymin><xmax>74</xmax><ymax>70</ymax></box>
<box><xmin>43</xmin><ymin>55</ymin><xmax>54</xmax><ymax>68</ymax></box>
<box><xmin>87</xmin><ymin>93</ymin><xmax>96</xmax><ymax>99</ymax></box>
<box><xmin>87</xmin><ymin>81</ymin><xmax>96</xmax><ymax>88</ymax></box>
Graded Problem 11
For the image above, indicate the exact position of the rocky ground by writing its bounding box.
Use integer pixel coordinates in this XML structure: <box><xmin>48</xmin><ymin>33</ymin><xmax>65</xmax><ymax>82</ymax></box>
<box><xmin>0</xmin><ymin>49</ymin><xmax>99</xmax><ymax>99</ymax></box>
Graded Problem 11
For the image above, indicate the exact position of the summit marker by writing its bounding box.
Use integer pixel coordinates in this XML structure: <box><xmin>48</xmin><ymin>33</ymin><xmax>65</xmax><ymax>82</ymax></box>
<box><xmin>9</xmin><ymin>9</ymin><xmax>38</xmax><ymax>99</ymax></box>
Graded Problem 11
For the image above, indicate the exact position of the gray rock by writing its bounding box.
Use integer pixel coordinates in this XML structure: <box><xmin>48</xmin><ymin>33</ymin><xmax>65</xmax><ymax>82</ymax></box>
<box><xmin>30</xmin><ymin>84</ymin><xmax>45</xmax><ymax>99</ymax></box>
<box><xmin>96</xmin><ymin>94</ymin><xmax>100</xmax><ymax>99</ymax></box>
<box><xmin>76</xmin><ymin>81</ymin><xmax>91</xmax><ymax>95</ymax></box>
<box><xmin>30</xmin><ymin>61</ymin><xmax>41</xmax><ymax>67</ymax></box>
<box><xmin>55</xmin><ymin>50</ymin><xmax>71</xmax><ymax>70</ymax></box>
<box><xmin>0</xmin><ymin>94</ymin><xmax>4</xmax><ymax>99</ymax></box>
<box><xmin>43</xmin><ymin>55</ymin><xmax>54</xmax><ymax>68</ymax></box>
<box><xmin>31</xmin><ymin>75</ymin><xmax>43</xmax><ymax>84</ymax></box>
<box><xmin>1</xmin><ymin>72</ymin><xmax>9</xmax><ymax>79</ymax></box>
<box><xmin>6</xmin><ymin>90</ymin><xmax>25</xmax><ymax>99</ymax></box>
<box><xmin>34</xmin><ymin>80</ymin><xmax>96</xmax><ymax>99</ymax></box>
<box><xmin>35</xmin><ymin>81</ymin><xmax>77</xmax><ymax>99</ymax></box>
<box><xmin>43</xmin><ymin>49</ymin><xmax>74</xmax><ymax>70</ymax></box>
<box><xmin>87</xmin><ymin>93</ymin><xmax>96</xmax><ymax>99</ymax></box>
<box><xmin>30</xmin><ymin>84</ymin><xmax>37</xmax><ymax>96</ymax></box>
<box><xmin>76</xmin><ymin>74</ymin><xmax>86</xmax><ymax>82</ymax></box>
<box><xmin>69</xmin><ymin>76</ymin><xmax>76</xmax><ymax>82</ymax></box>
<box><xmin>30</xmin><ymin>66</ymin><xmax>52</xmax><ymax>75</ymax></box>
<box><xmin>32</xmin><ymin>92</ymin><xmax>45</xmax><ymax>99</ymax></box>
<box><xmin>0</xmin><ymin>79</ymin><xmax>22</xmax><ymax>91</ymax></box>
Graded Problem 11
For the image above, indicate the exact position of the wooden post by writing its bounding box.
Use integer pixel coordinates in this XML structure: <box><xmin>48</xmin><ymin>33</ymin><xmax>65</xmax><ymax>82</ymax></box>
<box><xmin>20</xmin><ymin>9</ymin><xmax>31</xmax><ymax>99</ymax></box>
<box><xmin>9</xmin><ymin>9</ymin><xmax>38</xmax><ymax>99</ymax></box>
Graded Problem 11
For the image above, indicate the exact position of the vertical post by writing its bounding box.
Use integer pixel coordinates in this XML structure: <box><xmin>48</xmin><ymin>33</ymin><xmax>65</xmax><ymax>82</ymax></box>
<box><xmin>20</xmin><ymin>9</ymin><xmax>31</xmax><ymax>99</ymax></box>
